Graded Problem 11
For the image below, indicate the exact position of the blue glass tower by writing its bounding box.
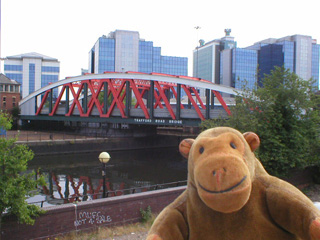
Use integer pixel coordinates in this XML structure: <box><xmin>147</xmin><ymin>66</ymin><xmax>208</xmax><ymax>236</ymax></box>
<box><xmin>139</xmin><ymin>41</ymin><xmax>153</xmax><ymax>73</ymax></box>
<box><xmin>312</xmin><ymin>44</ymin><xmax>320</xmax><ymax>88</ymax></box>
<box><xmin>258</xmin><ymin>44</ymin><xmax>284</xmax><ymax>86</ymax></box>
<box><xmin>232</xmin><ymin>48</ymin><xmax>258</xmax><ymax>90</ymax></box>
<box><xmin>89</xmin><ymin>30</ymin><xmax>188</xmax><ymax>76</ymax></box>
<box><xmin>278</xmin><ymin>41</ymin><xmax>295</xmax><ymax>72</ymax></box>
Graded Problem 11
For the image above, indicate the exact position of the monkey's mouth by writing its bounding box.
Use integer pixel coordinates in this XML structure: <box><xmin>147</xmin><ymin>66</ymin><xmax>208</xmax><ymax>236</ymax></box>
<box><xmin>198</xmin><ymin>176</ymin><xmax>247</xmax><ymax>194</ymax></box>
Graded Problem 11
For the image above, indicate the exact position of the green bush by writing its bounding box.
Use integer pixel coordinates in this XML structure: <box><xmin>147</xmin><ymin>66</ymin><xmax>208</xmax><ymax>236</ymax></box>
<box><xmin>140</xmin><ymin>206</ymin><xmax>152</xmax><ymax>223</ymax></box>
<box><xmin>0</xmin><ymin>112</ymin><xmax>45</xmax><ymax>230</ymax></box>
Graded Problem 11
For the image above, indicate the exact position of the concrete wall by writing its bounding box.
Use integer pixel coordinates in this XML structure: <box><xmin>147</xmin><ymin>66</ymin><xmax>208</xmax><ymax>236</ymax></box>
<box><xmin>1</xmin><ymin>186</ymin><xmax>186</xmax><ymax>240</ymax></box>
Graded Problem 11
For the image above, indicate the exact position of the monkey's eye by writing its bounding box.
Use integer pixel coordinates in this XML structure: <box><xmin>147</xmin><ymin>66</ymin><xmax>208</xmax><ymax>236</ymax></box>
<box><xmin>230</xmin><ymin>142</ymin><xmax>237</xmax><ymax>149</ymax></box>
<box><xmin>199</xmin><ymin>147</ymin><xmax>204</xmax><ymax>154</ymax></box>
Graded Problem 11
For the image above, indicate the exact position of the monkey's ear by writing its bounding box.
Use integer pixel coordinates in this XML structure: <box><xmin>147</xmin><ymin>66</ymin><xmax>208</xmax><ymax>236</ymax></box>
<box><xmin>243</xmin><ymin>132</ymin><xmax>260</xmax><ymax>152</ymax></box>
<box><xmin>179</xmin><ymin>139</ymin><xmax>195</xmax><ymax>159</ymax></box>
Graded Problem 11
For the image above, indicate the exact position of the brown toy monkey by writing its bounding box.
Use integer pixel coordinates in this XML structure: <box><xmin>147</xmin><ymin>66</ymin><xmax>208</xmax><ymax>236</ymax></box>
<box><xmin>146</xmin><ymin>127</ymin><xmax>320</xmax><ymax>240</ymax></box>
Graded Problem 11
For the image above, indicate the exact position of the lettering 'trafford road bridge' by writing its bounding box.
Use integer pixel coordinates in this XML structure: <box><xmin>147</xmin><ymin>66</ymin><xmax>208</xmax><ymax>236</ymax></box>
<box><xmin>19</xmin><ymin>72</ymin><xmax>242</xmax><ymax>127</ymax></box>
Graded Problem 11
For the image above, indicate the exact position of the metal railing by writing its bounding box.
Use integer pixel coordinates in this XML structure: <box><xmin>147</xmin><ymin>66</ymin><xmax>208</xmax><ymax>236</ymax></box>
<box><xmin>29</xmin><ymin>180</ymin><xmax>188</xmax><ymax>208</ymax></box>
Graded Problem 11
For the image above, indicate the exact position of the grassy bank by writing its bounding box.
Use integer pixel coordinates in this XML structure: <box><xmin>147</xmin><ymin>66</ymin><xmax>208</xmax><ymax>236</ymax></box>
<box><xmin>57</xmin><ymin>214</ymin><xmax>156</xmax><ymax>240</ymax></box>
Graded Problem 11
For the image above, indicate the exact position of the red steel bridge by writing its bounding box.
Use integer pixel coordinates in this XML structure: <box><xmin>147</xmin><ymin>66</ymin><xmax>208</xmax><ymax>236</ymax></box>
<box><xmin>19</xmin><ymin>72</ymin><xmax>242</xmax><ymax>127</ymax></box>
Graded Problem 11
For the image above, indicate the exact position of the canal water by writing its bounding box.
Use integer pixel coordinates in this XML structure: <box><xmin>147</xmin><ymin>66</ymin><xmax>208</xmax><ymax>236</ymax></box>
<box><xmin>27</xmin><ymin>147</ymin><xmax>188</xmax><ymax>207</ymax></box>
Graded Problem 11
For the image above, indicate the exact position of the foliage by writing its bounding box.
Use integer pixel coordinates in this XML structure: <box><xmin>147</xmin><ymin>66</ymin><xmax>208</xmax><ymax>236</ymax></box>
<box><xmin>140</xmin><ymin>206</ymin><xmax>152</xmax><ymax>223</ymax></box>
<box><xmin>0</xmin><ymin>112</ymin><xmax>12</xmax><ymax>131</ymax></box>
<box><xmin>10</xmin><ymin>107</ymin><xmax>20</xmax><ymax>120</ymax></box>
<box><xmin>98</xmin><ymin>90</ymin><xmax>137</xmax><ymax>107</ymax></box>
<box><xmin>0</xmin><ymin>112</ymin><xmax>45</xmax><ymax>227</ymax></box>
<box><xmin>98</xmin><ymin>90</ymin><xmax>112</xmax><ymax>105</ymax></box>
<box><xmin>10</xmin><ymin>107</ymin><xmax>21</xmax><ymax>129</ymax></box>
<box><xmin>201</xmin><ymin>67</ymin><xmax>320</xmax><ymax>177</ymax></box>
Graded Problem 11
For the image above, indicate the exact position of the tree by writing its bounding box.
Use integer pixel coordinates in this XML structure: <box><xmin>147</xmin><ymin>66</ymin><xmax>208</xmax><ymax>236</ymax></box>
<box><xmin>0</xmin><ymin>112</ymin><xmax>45</xmax><ymax>236</ymax></box>
<box><xmin>201</xmin><ymin>67</ymin><xmax>320</xmax><ymax>177</ymax></box>
<box><xmin>10</xmin><ymin>106</ymin><xmax>20</xmax><ymax>130</ymax></box>
<box><xmin>98</xmin><ymin>89</ymin><xmax>137</xmax><ymax>107</ymax></box>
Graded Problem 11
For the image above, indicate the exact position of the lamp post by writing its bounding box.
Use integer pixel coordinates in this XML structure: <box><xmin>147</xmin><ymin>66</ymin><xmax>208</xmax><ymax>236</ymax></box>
<box><xmin>99</xmin><ymin>152</ymin><xmax>111</xmax><ymax>198</ymax></box>
<box><xmin>194</xmin><ymin>26</ymin><xmax>201</xmax><ymax>78</ymax></box>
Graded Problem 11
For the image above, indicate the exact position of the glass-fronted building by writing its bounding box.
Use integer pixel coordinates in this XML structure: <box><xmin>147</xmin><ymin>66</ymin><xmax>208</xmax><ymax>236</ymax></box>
<box><xmin>219</xmin><ymin>47</ymin><xmax>258</xmax><ymax>91</ymax></box>
<box><xmin>193</xmin><ymin>31</ymin><xmax>320</xmax><ymax>91</ymax></box>
<box><xmin>89</xmin><ymin>30</ymin><xmax>188</xmax><ymax>76</ymax></box>
<box><xmin>258</xmin><ymin>44</ymin><xmax>284</xmax><ymax>86</ymax></box>
<box><xmin>251</xmin><ymin>35</ymin><xmax>320</xmax><ymax>89</ymax></box>
<box><xmin>312</xmin><ymin>43</ymin><xmax>320</xmax><ymax>88</ymax></box>
<box><xmin>193</xmin><ymin>42</ymin><xmax>220</xmax><ymax>83</ymax></box>
<box><xmin>232</xmin><ymin>48</ymin><xmax>258</xmax><ymax>90</ymax></box>
<box><xmin>4</xmin><ymin>52</ymin><xmax>60</xmax><ymax>98</ymax></box>
<box><xmin>193</xmin><ymin>29</ymin><xmax>236</xmax><ymax>85</ymax></box>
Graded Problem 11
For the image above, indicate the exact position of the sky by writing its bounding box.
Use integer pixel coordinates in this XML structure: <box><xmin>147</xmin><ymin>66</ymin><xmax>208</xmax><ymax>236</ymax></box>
<box><xmin>1</xmin><ymin>0</ymin><xmax>320</xmax><ymax>80</ymax></box>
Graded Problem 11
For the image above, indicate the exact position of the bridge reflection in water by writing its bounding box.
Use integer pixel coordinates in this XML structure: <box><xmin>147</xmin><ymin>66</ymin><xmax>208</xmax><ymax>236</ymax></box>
<box><xmin>27</xmin><ymin>148</ymin><xmax>187</xmax><ymax>207</ymax></box>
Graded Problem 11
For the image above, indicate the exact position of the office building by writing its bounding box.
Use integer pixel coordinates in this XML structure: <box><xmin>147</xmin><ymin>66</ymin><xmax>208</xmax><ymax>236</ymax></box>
<box><xmin>0</xmin><ymin>73</ymin><xmax>20</xmax><ymax>112</ymax></box>
<box><xmin>193</xmin><ymin>29</ymin><xmax>236</xmax><ymax>84</ymax></box>
<box><xmin>193</xmin><ymin>31</ymin><xmax>320</xmax><ymax>91</ymax></box>
<box><xmin>4</xmin><ymin>52</ymin><xmax>60</xmax><ymax>98</ymax></box>
<box><xmin>249</xmin><ymin>35</ymin><xmax>320</xmax><ymax>88</ymax></box>
<box><xmin>221</xmin><ymin>48</ymin><xmax>258</xmax><ymax>90</ymax></box>
<box><xmin>88</xmin><ymin>30</ymin><xmax>188</xmax><ymax>76</ymax></box>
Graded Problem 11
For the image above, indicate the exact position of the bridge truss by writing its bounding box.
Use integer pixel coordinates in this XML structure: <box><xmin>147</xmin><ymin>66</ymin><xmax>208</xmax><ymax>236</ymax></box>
<box><xmin>20</xmin><ymin>72</ymin><xmax>241</xmax><ymax>127</ymax></box>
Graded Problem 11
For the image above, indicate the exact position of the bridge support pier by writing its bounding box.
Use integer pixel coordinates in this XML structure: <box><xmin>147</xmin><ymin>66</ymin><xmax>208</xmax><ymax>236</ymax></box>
<box><xmin>206</xmin><ymin>89</ymin><xmax>210</xmax><ymax>119</ymax></box>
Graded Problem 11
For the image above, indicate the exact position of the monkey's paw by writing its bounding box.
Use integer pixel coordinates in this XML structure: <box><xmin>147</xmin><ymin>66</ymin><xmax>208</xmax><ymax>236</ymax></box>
<box><xmin>310</xmin><ymin>217</ymin><xmax>320</xmax><ymax>240</ymax></box>
<box><xmin>146</xmin><ymin>234</ymin><xmax>163</xmax><ymax>240</ymax></box>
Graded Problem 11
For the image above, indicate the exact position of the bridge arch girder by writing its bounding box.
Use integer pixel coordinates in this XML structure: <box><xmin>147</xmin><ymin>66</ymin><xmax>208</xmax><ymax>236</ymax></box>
<box><xmin>19</xmin><ymin>72</ymin><xmax>242</xmax><ymax>126</ymax></box>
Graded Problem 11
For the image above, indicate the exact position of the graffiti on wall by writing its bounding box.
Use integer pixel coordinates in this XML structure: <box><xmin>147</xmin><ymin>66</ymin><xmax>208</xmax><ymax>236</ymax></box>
<box><xmin>74</xmin><ymin>211</ymin><xmax>112</xmax><ymax>227</ymax></box>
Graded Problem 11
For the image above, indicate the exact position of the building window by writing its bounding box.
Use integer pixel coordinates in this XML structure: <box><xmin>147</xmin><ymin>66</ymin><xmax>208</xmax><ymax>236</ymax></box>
<box><xmin>4</xmin><ymin>85</ymin><xmax>8</xmax><ymax>92</ymax></box>
<box><xmin>0</xmin><ymin>85</ymin><xmax>3</xmax><ymax>92</ymax></box>
<box><xmin>2</xmin><ymin>96</ymin><xmax>6</xmax><ymax>108</ymax></box>
<box><xmin>12</xmin><ymin>97</ymin><xmax>16</xmax><ymax>107</ymax></box>
<box><xmin>14</xmin><ymin>85</ymin><xmax>19</xmax><ymax>93</ymax></box>
<box><xmin>4</xmin><ymin>64</ymin><xmax>23</xmax><ymax>71</ymax></box>
<box><xmin>5</xmin><ymin>74</ymin><xmax>23</xmax><ymax>85</ymax></box>
<box><xmin>29</xmin><ymin>64</ymin><xmax>35</xmax><ymax>94</ymax></box>
<box><xmin>41</xmin><ymin>66</ymin><xmax>60</xmax><ymax>73</ymax></box>
<box><xmin>9</xmin><ymin>85</ymin><xmax>13</xmax><ymax>92</ymax></box>
<box><xmin>41</xmin><ymin>74</ymin><xmax>59</xmax><ymax>87</ymax></box>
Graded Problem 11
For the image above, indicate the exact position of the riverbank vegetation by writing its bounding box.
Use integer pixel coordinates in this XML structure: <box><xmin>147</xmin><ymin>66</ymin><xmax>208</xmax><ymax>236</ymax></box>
<box><xmin>201</xmin><ymin>67</ymin><xmax>320</xmax><ymax>177</ymax></box>
<box><xmin>0</xmin><ymin>112</ymin><xmax>45</xmax><ymax>236</ymax></box>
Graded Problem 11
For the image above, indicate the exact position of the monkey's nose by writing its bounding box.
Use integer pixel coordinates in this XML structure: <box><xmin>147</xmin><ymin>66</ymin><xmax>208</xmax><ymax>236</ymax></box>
<box><xmin>212</xmin><ymin>167</ymin><xmax>227</xmax><ymax>176</ymax></box>
<box><xmin>212</xmin><ymin>168</ymin><xmax>227</xmax><ymax>189</ymax></box>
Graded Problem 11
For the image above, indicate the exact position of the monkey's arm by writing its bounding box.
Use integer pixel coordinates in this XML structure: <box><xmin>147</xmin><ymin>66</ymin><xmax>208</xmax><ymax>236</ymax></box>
<box><xmin>147</xmin><ymin>192</ymin><xmax>189</xmax><ymax>240</ymax></box>
<box><xmin>146</xmin><ymin>207</ymin><xmax>188</xmax><ymax>240</ymax></box>
<box><xmin>265</xmin><ymin>177</ymin><xmax>320</xmax><ymax>240</ymax></box>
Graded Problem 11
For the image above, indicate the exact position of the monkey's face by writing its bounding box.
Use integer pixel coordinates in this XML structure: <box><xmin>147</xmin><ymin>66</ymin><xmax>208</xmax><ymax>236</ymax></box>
<box><xmin>179</xmin><ymin>128</ymin><xmax>260</xmax><ymax>213</ymax></box>
<box><xmin>191</xmin><ymin>132</ymin><xmax>252</xmax><ymax>213</ymax></box>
